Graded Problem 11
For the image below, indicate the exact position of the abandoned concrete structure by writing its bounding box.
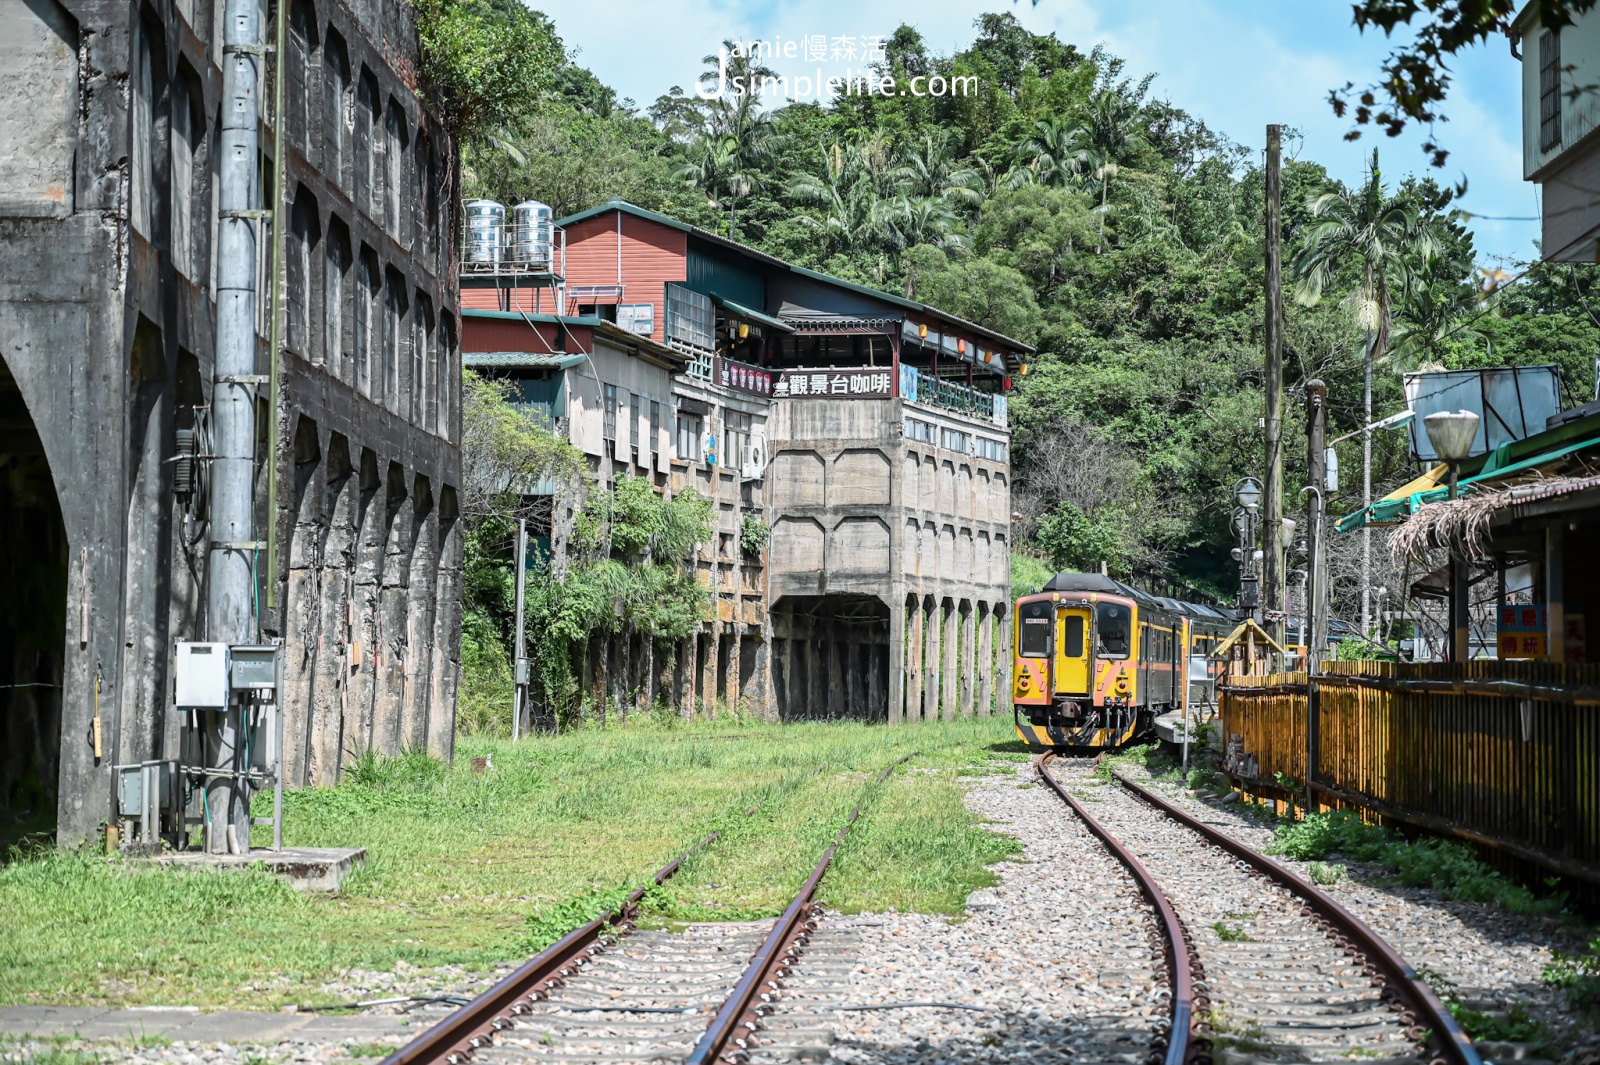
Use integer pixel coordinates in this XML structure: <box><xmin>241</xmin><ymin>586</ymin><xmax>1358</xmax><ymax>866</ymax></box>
<box><xmin>462</xmin><ymin>200</ymin><xmax>1025</xmax><ymax>723</ymax></box>
<box><xmin>0</xmin><ymin>0</ymin><xmax>461</xmax><ymax>843</ymax></box>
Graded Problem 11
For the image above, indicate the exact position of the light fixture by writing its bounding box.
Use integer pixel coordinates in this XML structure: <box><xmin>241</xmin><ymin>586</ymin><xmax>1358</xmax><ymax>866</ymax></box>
<box><xmin>737</xmin><ymin>323</ymin><xmax>749</xmax><ymax>339</ymax></box>
<box><xmin>1424</xmin><ymin>410</ymin><xmax>1481</xmax><ymax>463</ymax></box>
<box><xmin>918</xmin><ymin>323</ymin><xmax>928</xmax><ymax>339</ymax></box>
<box><xmin>1234</xmin><ymin>476</ymin><xmax>1264</xmax><ymax>511</ymax></box>
<box><xmin>957</xmin><ymin>338</ymin><xmax>967</xmax><ymax>354</ymax></box>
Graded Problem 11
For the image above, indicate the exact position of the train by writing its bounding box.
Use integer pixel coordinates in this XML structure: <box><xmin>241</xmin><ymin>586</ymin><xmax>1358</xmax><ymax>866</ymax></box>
<box><xmin>1012</xmin><ymin>573</ymin><xmax>1235</xmax><ymax>750</ymax></box>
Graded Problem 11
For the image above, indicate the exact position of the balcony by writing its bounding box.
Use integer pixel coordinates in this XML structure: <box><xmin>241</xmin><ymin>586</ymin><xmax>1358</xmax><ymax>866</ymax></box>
<box><xmin>901</xmin><ymin>366</ymin><xmax>1006</xmax><ymax>427</ymax></box>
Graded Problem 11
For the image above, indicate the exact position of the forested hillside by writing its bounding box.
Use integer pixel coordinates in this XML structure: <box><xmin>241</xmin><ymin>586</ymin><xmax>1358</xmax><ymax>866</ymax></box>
<box><xmin>461</xmin><ymin>8</ymin><xmax>1600</xmax><ymax>613</ymax></box>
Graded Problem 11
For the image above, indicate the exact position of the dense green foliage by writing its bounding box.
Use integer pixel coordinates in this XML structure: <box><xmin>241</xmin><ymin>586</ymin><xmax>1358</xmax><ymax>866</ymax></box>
<box><xmin>454</xmin><ymin>10</ymin><xmax>1600</xmax><ymax>618</ymax></box>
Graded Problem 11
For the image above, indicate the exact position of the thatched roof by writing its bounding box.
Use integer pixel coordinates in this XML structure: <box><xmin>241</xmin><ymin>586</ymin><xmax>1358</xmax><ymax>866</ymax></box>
<box><xmin>1390</xmin><ymin>471</ymin><xmax>1600</xmax><ymax>565</ymax></box>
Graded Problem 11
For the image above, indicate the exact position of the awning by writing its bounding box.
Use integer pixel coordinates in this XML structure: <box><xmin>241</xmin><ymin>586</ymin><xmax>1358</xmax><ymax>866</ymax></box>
<box><xmin>712</xmin><ymin>295</ymin><xmax>796</xmax><ymax>334</ymax></box>
<box><xmin>464</xmin><ymin>351</ymin><xmax>587</xmax><ymax>370</ymax></box>
<box><xmin>1334</xmin><ymin>435</ymin><xmax>1600</xmax><ymax>533</ymax></box>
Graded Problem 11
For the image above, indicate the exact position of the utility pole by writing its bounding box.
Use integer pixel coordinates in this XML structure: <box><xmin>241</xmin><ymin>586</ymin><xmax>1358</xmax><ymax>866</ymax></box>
<box><xmin>1305</xmin><ymin>381</ymin><xmax>1328</xmax><ymax>671</ymax></box>
<box><xmin>511</xmin><ymin>518</ymin><xmax>528</xmax><ymax>739</ymax></box>
<box><xmin>206</xmin><ymin>0</ymin><xmax>264</xmax><ymax>852</ymax></box>
<box><xmin>1263</xmin><ymin>124</ymin><xmax>1285</xmax><ymax>656</ymax></box>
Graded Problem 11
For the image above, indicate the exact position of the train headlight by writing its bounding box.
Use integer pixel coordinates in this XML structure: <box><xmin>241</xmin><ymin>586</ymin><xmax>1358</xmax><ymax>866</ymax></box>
<box><xmin>1018</xmin><ymin>672</ymin><xmax>1031</xmax><ymax>691</ymax></box>
<box><xmin>1115</xmin><ymin>675</ymin><xmax>1129</xmax><ymax>694</ymax></box>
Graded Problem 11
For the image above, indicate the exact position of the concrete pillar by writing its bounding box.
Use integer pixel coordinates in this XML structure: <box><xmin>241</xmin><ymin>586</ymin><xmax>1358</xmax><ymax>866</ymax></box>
<box><xmin>959</xmin><ymin>601</ymin><xmax>976</xmax><ymax>718</ymax></box>
<box><xmin>703</xmin><ymin>625</ymin><xmax>719</xmax><ymax>715</ymax></box>
<box><xmin>972</xmin><ymin>601</ymin><xmax>985</xmax><ymax>716</ymax></box>
<box><xmin>402</xmin><ymin>479</ymin><xmax>436</xmax><ymax>751</ymax></box>
<box><xmin>888</xmin><ymin>598</ymin><xmax>906</xmax><ymax>725</ymax></box>
<box><xmin>941</xmin><ymin>599</ymin><xmax>958</xmax><ymax>720</ymax></box>
<box><xmin>282</xmin><ymin>421</ymin><xmax>324</xmax><ymax>787</ymax></box>
<box><xmin>375</xmin><ymin>465</ymin><xmax>412</xmax><ymax>756</ymax></box>
<box><xmin>310</xmin><ymin>441</ymin><xmax>355</xmax><ymax>784</ymax></box>
<box><xmin>724</xmin><ymin>631</ymin><xmax>740</xmax><ymax>712</ymax></box>
<box><xmin>995</xmin><ymin>604</ymin><xmax>1012</xmax><ymax>719</ymax></box>
<box><xmin>349</xmin><ymin>453</ymin><xmax>387</xmax><ymax>758</ymax></box>
<box><xmin>924</xmin><ymin>598</ymin><xmax>939</xmax><ymax>721</ymax></box>
<box><xmin>903</xmin><ymin>596</ymin><xmax>922</xmax><ymax>724</ymax></box>
<box><xmin>427</xmin><ymin>490</ymin><xmax>461</xmax><ymax>754</ymax></box>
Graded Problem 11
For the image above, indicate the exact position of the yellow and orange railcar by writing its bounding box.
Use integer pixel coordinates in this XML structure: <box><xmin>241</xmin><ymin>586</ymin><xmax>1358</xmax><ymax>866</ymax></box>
<box><xmin>1012</xmin><ymin>574</ymin><xmax>1232</xmax><ymax>750</ymax></box>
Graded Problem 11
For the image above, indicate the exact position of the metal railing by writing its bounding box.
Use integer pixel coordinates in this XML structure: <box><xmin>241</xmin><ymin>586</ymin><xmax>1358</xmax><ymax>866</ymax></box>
<box><xmin>1219</xmin><ymin>659</ymin><xmax>1600</xmax><ymax>885</ymax></box>
<box><xmin>901</xmin><ymin>366</ymin><xmax>1005</xmax><ymax>425</ymax></box>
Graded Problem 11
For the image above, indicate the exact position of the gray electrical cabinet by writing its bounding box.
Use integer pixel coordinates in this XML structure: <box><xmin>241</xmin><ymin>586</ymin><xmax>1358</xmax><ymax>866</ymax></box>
<box><xmin>175</xmin><ymin>642</ymin><xmax>230</xmax><ymax>707</ymax></box>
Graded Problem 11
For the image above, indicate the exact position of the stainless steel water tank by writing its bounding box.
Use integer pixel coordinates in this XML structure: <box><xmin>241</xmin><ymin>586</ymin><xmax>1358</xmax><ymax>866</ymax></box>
<box><xmin>511</xmin><ymin>201</ymin><xmax>554</xmax><ymax>268</ymax></box>
<box><xmin>464</xmin><ymin>199</ymin><xmax>505</xmax><ymax>265</ymax></box>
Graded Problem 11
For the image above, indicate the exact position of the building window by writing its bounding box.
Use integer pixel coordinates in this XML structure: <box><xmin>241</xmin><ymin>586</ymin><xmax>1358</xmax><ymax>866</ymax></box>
<box><xmin>666</xmin><ymin>284</ymin><xmax>714</xmax><ymax>379</ymax></box>
<box><xmin>975</xmin><ymin>436</ymin><xmax>1008</xmax><ymax>462</ymax></box>
<box><xmin>940</xmin><ymin>427</ymin><xmax>969</xmax><ymax>452</ymax></box>
<box><xmin>325</xmin><ymin>218</ymin><xmax>351</xmax><ymax>381</ymax></box>
<box><xmin>676</xmin><ymin>410</ymin><xmax>703</xmax><ymax>461</ymax></box>
<box><xmin>629</xmin><ymin>391</ymin><xmax>640</xmax><ymax>452</ymax></box>
<box><xmin>649</xmin><ymin>400</ymin><xmax>661</xmax><ymax>458</ymax></box>
<box><xmin>1540</xmin><ymin>30</ymin><xmax>1562</xmax><ymax>153</ymax></box>
<box><xmin>725</xmin><ymin>409</ymin><xmax>752</xmax><ymax>470</ymax></box>
<box><xmin>355</xmin><ymin>246</ymin><xmax>380</xmax><ymax>397</ymax></box>
<box><xmin>618</xmin><ymin>303</ymin><xmax>654</xmax><ymax>336</ymax></box>
<box><xmin>323</xmin><ymin>32</ymin><xmax>350</xmax><ymax>190</ymax></box>
<box><xmin>603</xmin><ymin>383</ymin><xmax>618</xmax><ymax>443</ymax></box>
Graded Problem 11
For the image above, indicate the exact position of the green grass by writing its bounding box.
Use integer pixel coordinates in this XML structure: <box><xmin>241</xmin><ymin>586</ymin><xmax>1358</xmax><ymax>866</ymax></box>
<box><xmin>0</xmin><ymin>716</ymin><xmax>1027</xmax><ymax>1009</ymax></box>
<box><xmin>1266</xmin><ymin>808</ymin><xmax>1558</xmax><ymax>915</ymax></box>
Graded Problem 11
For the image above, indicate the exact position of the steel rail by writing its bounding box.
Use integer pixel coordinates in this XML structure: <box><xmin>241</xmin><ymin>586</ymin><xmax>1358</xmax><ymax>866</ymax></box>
<box><xmin>1036</xmin><ymin>759</ymin><xmax>1195</xmax><ymax>1065</ymax></box>
<box><xmin>378</xmin><ymin>829</ymin><xmax>724</xmax><ymax>1065</ymax></box>
<box><xmin>1112</xmin><ymin>771</ymin><xmax>1482</xmax><ymax>1065</ymax></box>
<box><xmin>685</xmin><ymin>754</ymin><xmax>912</xmax><ymax>1065</ymax></box>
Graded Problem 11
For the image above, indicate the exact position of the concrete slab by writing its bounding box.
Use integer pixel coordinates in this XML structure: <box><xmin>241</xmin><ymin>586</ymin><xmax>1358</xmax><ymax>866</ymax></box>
<box><xmin>293</xmin><ymin>1015</ymin><xmax>414</xmax><ymax>1040</ymax></box>
<box><xmin>163</xmin><ymin>1010</ymin><xmax>313</xmax><ymax>1043</ymax></box>
<box><xmin>143</xmin><ymin>847</ymin><xmax>366</xmax><ymax>892</ymax></box>
<box><xmin>72</xmin><ymin>1007</ymin><xmax>202</xmax><ymax>1040</ymax></box>
<box><xmin>0</xmin><ymin>1005</ymin><xmax>104</xmax><ymax>1036</ymax></box>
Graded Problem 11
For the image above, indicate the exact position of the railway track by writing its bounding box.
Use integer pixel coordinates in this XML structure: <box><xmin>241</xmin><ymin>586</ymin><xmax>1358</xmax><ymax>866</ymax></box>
<box><xmin>379</xmin><ymin>759</ymin><xmax>907</xmax><ymax>1065</ymax></box>
<box><xmin>1039</xmin><ymin>756</ymin><xmax>1481</xmax><ymax>1065</ymax></box>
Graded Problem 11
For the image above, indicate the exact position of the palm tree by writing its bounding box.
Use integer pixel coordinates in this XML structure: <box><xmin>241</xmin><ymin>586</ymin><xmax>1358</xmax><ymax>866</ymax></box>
<box><xmin>674</xmin><ymin>43</ymin><xmax>781</xmax><ymax>239</ymax></box>
<box><xmin>1293</xmin><ymin>148</ymin><xmax>1444</xmax><ymax>636</ymax></box>
<box><xmin>1083</xmin><ymin>89</ymin><xmax>1146</xmax><ymax>251</ymax></box>
<box><xmin>1017</xmin><ymin>118</ymin><xmax>1095</xmax><ymax>189</ymax></box>
<box><xmin>891</xmin><ymin>130</ymin><xmax>981</xmax><ymax>206</ymax></box>
<box><xmin>789</xmin><ymin>135</ymin><xmax>902</xmax><ymax>258</ymax></box>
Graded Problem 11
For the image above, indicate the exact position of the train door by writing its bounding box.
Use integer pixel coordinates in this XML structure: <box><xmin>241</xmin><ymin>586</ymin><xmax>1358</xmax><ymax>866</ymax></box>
<box><xmin>1053</xmin><ymin>607</ymin><xmax>1091</xmax><ymax>695</ymax></box>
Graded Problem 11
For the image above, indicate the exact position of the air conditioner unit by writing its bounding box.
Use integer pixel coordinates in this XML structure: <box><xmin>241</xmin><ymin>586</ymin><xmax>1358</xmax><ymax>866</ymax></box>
<box><xmin>742</xmin><ymin>434</ymin><xmax>768</xmax><ymax>480</ymax></box>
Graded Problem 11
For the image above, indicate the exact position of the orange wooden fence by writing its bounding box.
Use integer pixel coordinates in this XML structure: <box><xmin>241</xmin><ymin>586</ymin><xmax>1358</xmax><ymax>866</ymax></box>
<box><xmin>1219</xmin><ymin>661</ymin><xmax>1600</xmax><ymax>884</ymax></box>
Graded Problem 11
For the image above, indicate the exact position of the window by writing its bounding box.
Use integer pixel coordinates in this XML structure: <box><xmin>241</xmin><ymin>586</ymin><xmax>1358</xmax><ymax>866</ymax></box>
<box><xmin>976</xmin><ymin>437</ymin><xmax>1008</xmax><ymax>462</ymax></box>
<box><xmin>287</xmin><ymin>0</ymin><xmax>317</xmax><ymax>155</ymax></box>
<box><xmin>618</xmin><ymin>303</ymin><xmax>654</xmax><ymax>336</ymax></box>
<box><xmin>414</xmin><ymin>292</ymin><xmax>433</xmax><ymax>427</ymax></box>
<box><xmin>666</xmin><ymin>284</ymin><xmax>714</xmax><ymax>353</ymax></box>
<box><xmin>1060</xmin><ymin>615</ymin><xmax>1085</xmax><ymax>658</ymax></box>
<box><xmin>287</xmin><ymin>188</ymin><xmax>320</xmax><ymax>357</ymax></box>
<box><xmin>171</xmin><ymin>64</ymin><xmax>204</xmax><ymax>278</ymax></box>
<box><xmin>355</xmin><ymin>68</ymin><xmax>380</xmax><ymax>220</ymax></box>
<box><xmin>130</xmin><ymin>14</ymin><xmax>165</xmax><ymax>241</ymax></box>
<box><xmin>940</xmin><ymin>427</ymin><xmax>969</xmax><ymax>452</ymax></box>
<box><xmin>726</xmin><ymin>409</ymin><xmax>752</xmax><ymax>470</ymax></box>
<box><xmin>602</xmin><ymin>383</ymin><xmax>618</xmax><ymax>442</ymax></box>
<box><xmin>1096</xmin><ymin>602</ymin><xmax>1131</xmax><ymax>659</ymax></box>
<box><xmin>1019</xmin><ymin>600</ymin><xmax>1052</xmax><ymax>658</ymax></box>
<box><xmin>904</xmin><ymin>417</ymin><xmax>933</xmax><ymax>443</ymax></box>
<box><xmin>649</xmin><ymin>400</ymin><xmax>661</xmax><ymax>457</ymax></box>
<box><xmin>384</xmin><ymin>98</ymin><xmax>406</xmax><ymax>239</ymax></box>
<box><xmin>628</xmin><ymin>392</ymin><xmax>640</xmax><ymax>452</ymax></box>
<box><xmin>675</xmin><ymin>411</ymin><xmax>703</xmax><ymax>461</ymax></box>
<box><xmin>355</xmin><ymin>247</ymin><xmax>380</xmax><ymax>396</ymax></box>
<box><xmin>1540</xmin><ymin>30</ymin><xmax>1562</xmax><ymax>152</ymax></box>
<box><xmin>384</xmin><ymin>268</ymin><xmax>407</xmax><ymax>411</ymax></box>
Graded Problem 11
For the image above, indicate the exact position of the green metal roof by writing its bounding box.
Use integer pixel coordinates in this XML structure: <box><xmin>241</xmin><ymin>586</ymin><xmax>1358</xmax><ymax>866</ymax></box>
<box><xmin>1334</xmin><ymin>430</ymin><xmax>1600</xmax><ymax>533</ymax></box>
<box><xmin>712</xmin><ymin>295</ymin><xmax>795</xmax><ymax>333</ymax></box>
<box><xmin>464</xmin><ymin>351</ymin><xmax>587</xmax><ymax>370</ymax></box>
<box><xmin>461</xmin><ymin>308</ymin><xmax>604</xmax><ymax>326</ymax></box>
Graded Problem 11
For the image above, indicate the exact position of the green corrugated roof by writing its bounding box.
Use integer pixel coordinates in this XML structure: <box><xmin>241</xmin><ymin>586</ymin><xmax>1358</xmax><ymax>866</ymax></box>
<box><xmin>462</xmin><ymin>308</ymin><xmax>604</xmax><ymax>326</ymax></box>
<box><xmin>712</xmin><ymin>295</ymin><xmax>795</xmax><ymax>333</ymax></box>
<box><xmin>464</xmin><ymin>351</ymin><xmax>587</xmax><ymax>370</ymax></box>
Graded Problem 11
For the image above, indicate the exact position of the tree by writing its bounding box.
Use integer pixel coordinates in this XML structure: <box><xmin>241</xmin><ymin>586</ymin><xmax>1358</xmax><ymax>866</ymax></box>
<box><xmin>1016</xmin><ymin>118</ymin><xmax>1094</xmax><ymax>188</ymax></box>
<box><xmin>1293</xmin><ymin>149</ymin><xmax>1444</xmax><ymax>635</ymax></box>
<box><xmin>411</xmin><ymin>0</ymin><xmax>562</xmax><ymax>145</ymax></box>
<box><xmin>1335</xmin><ymin>0</ymin><xmax>1598</xmax><ymax>165</ymax></box>
<box><xmin>673</xmin><ymin>43</ymin><xmax>781</xmax><ymax>239</ymax></box>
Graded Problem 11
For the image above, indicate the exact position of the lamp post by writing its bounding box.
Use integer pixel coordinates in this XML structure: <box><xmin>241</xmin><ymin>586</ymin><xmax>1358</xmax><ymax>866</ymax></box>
<box><xmin>1423</xmin><ymin>409</ymin><xmax>1482</xmax><ymax>662</ymax></box>
<box><xmin>1233</xmin><ymin>477</ymin><xmax>1263</xmax><ymax>618</ymax></box>
<box><xmin>1328</xmin><ymin>407</ymin><xmax>1416</xmax><ymax>637</ymax></box>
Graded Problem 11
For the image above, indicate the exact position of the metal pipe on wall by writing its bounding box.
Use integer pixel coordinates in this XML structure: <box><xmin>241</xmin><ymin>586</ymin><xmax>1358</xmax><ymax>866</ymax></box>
<box><xmin>205</xmin><ymin>0</ymin><xmax>266</xmax><ymax>852</ymax></box>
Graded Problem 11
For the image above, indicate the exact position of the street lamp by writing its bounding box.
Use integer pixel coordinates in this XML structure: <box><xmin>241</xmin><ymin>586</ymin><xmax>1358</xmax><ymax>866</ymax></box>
<box><xmin>1424</xmin><ymin>409</ymin><xmax>1481</xmax><ymax>662</ymax></box>
<box><xmin>1235</xmin><ymin>476</ymin><xmax>1264</xmax><ymax>510</ymax></box>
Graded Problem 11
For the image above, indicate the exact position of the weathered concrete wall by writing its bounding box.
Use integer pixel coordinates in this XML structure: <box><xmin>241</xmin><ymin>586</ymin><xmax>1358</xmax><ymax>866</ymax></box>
<box><xmin>0</xmin><ymin>0</ymin><xmax>462</xmax><ymax>843</ymax></box>
<box><xmin>765</xmin><ymin>396</ymin><xmax>1011</xmax><ymax>723</ymax></box>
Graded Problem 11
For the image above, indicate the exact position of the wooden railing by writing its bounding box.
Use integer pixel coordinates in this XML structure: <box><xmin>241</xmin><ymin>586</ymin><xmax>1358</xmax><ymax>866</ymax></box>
<box><xmin>1219</xmin><ymin>660</ymin><xmax>1600</xmax><ymax>884</ymax></box>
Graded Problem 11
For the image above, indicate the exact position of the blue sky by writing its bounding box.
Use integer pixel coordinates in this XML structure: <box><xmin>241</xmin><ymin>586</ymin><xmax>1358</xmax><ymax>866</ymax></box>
<box><xmin>531</xmin><ymin>0</ymin><xmax>1540</xmax><ymax>262</ymax></box>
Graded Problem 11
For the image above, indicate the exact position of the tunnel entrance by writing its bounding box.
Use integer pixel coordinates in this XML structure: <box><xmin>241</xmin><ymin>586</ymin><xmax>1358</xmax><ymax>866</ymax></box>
<box><xmin>0</xmin><ymin>357</ymin><xmax>66</xmax><ymax>848</ymax></box>
<box><xmin>771</xmin><ymin>595</ymin><xmax>890</xmax><ymax>721</ymax></box>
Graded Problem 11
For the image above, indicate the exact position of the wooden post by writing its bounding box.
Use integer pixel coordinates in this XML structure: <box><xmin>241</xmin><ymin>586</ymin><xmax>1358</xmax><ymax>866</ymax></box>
<box><xmin>1263</xmin><ymin>124</ymin><xmax>1286</xmax><ymax>656</ymax></box>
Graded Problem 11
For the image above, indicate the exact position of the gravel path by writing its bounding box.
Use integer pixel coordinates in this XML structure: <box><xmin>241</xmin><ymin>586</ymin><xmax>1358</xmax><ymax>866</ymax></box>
<box><xmin>1114</xmin><ymin>760</ymin><xmax>1599</xmax><ymax>1064</ymax></box>
<box><xmin>748</xmin><ymin>763</ymin><xmax>1168</xmax><ymax>1065</ymax></box>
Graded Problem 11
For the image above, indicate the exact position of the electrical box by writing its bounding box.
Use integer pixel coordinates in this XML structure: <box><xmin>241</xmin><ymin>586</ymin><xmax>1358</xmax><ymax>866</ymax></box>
<box><xmin>230</xmin><ymin>644</ymin><xmax>279</xmax><ymax>691</ymax></box>
<box><xmin>117</xmin><ymin>764</ymin><xmax>171</xmax><ymax>816</ymax></box>
<box><xmin>1325</xmin><ymin>447</ymin><xmax>1340</xmax><ymax>492</ymax></box>
<box><xmin>515</xmin><ymin>657</ymin><xmax>531</xmax><ymax>686</ymax></box>
<box><xmin>175</xmin><ymin>642</ymin><xmax>230</xmax><ymax>707</ymax></box>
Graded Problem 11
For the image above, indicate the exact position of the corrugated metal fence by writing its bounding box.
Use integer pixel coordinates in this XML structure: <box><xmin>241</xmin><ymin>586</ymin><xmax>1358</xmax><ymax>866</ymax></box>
<box><xmin>1220</xmin><ymin>661</ymin><xmax>1600</xmax><ymax>884</ymax></box>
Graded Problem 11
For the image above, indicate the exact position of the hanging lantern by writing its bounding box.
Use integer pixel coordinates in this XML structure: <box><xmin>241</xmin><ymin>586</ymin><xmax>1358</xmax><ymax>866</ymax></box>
<box><xmin>738</xmin><ymin>322</ymin><xmax>749</xmax><ymax>339</ymax></box>
<box><xmin>956</xmin><ymin>338</ymin><xmax>966</xmax><ymax>354</ymax></box>
<box><xmin>918</xmin><ymin>323</ymin><xmax>928</xmax><ymax>339</ymax></box>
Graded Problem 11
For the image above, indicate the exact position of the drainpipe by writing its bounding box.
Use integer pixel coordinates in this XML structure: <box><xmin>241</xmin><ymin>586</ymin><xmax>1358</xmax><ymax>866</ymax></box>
<box><xmin>206</xmin><ymin>0</ymin><xmax>265</xmax><ymax>852</ymax></box>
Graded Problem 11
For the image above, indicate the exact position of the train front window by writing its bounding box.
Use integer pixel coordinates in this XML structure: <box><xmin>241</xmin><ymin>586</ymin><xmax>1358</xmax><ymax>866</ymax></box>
<box><xmin>1019</xmin><ymin>602</ymin><xmax>1053</xmax><ymax>657</ymax></box>
<box><xmin>1096</xmin><ymin>603</ymin><xmax>1131</xmax><ymax>659</ymax></box>
<box><xmin>1060</xmin><ymin>615</ymin><xmax>1085</xmax><ymax>657</ymax></box>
